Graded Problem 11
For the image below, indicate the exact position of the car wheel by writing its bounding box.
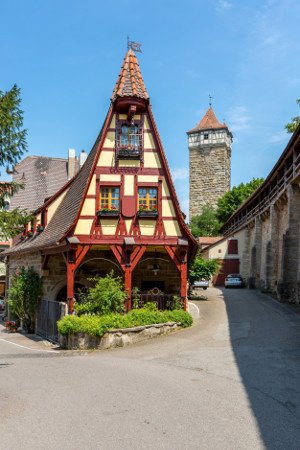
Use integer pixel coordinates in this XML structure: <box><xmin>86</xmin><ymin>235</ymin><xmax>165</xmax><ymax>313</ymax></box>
<box><xmin>203</xmin><ymin>287</ymin><xmax>207</xmax><ymax>290</ymax></box>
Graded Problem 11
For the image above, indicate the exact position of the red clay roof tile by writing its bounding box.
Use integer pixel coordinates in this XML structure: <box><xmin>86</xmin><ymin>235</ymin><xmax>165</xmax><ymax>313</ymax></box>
<box><xmin>188</xmin><ymin>107</ymin><xmax>228</xmax><ymax>133</ymax></box>
<box><xmin>111</xmin><ymin>49</ymin><xmax>149</xmax><ymax>101</ymax></box>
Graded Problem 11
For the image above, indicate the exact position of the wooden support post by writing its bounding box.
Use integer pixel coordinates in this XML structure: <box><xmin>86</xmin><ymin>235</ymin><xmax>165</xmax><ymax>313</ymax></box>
<box><xmin>180</xmin><ymin>262</ymin><xmax>188</xmax><ymax>311</ymax></box>
<box><xmin>67</xmin><ymin>263</ymin><xmax>75</xmax><ymax>314</ymax></box>
<box><xmin>124</xmin><ymin>269</ymin><xmax>132</xmax><ymax>312</ymax></box>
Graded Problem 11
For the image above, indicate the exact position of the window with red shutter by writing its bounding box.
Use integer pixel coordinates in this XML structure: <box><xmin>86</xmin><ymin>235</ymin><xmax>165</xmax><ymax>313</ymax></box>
<box><xmin>228</xmin><ymin>239</ymin><xmax>238</xmax><ymax>255</ymax></box>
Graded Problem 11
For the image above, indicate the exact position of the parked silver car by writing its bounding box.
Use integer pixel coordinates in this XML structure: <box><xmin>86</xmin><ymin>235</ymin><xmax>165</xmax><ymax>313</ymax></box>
<box><xmin>225</xmin><ymin>274</ymin><xmax>245</xmax><ymax>288</ymax></box>
<box><xmin>192</xmin><ymin>279</ymin><xmax>209</xmax><ymax>290</ymax></box>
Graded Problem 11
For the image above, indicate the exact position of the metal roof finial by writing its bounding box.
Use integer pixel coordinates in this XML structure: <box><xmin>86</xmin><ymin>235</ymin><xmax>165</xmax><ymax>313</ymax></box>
<box><xmin>127</xmin><ymin>36</ymin><xmax>142</xmax><ymax>53</ymax></box>
<box><xmin>209</xmin><ymin>94</ymin><xmax>213</xmax><ymax>107</ymax></box>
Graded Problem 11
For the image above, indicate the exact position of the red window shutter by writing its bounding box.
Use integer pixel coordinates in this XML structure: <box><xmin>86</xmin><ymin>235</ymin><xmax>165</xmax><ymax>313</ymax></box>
<box><xmin>228</xmin><ymin>239</ymin><xmax>238</xmax><ymax>255</ymax></box>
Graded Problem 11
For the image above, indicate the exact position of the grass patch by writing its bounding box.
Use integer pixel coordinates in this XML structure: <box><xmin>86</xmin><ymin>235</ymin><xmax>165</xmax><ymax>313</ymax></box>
<box><xmin>57</xmin><ymin>307</ymin><xmax>193</xmax><ymax>337</ymax></box>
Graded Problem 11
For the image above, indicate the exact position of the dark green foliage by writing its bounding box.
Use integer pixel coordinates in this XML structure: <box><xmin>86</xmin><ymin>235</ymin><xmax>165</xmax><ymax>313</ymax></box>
<box><xmin>189</xmin><ymin>256</ymin><xmax>220</xmax><ymax>285</ymax></box>
<box><xmin>216</xmin><ymin>178</ymin><xmax>264</xmax><ymax>223</ymax></box>
<box><xmin>74</xmin><ymin>271</ymin><xmax>127</xmax><ymax>316</ymax></box>
<box><xmin>7</xmin><ymin>266</ymin><xmax>43</xmax><ymax>332</ymax></box>
<box><xmin>0</xmin><ymin>84</ymin><xmax>30</xmax><ymax>238</ymax></box>
<box><xmin>285</xmin><ymin>99</ymin><xmax>300</xmax><ymax>133</ymax></box>
<box><xmin>0</xmin><ymin>84</ymin><xmax>27</xmax><ymax>168</ymax></box>
<box><xmin>0</xmin><ymin>208</ymin><xmax>32</xmax><ymax>240</ymax></box>
<box><xmin>190</xmin><ymin>206</ymin><xmax>221</xmax><ymax>237</ymax></box>
<box><xmin>57</xmin><ymin>306</ymin><xmax>193</xmax><ymax>337</ymax></box>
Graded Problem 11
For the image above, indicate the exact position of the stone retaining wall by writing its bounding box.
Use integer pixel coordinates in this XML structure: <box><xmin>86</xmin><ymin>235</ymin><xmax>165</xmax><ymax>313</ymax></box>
<box><xmin>60</xmin><ymin>322</ymin><xmax>179</xmax><ymax>350</ymax></box>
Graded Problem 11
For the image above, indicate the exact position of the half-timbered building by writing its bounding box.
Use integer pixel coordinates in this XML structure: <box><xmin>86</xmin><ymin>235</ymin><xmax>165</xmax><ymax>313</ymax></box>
<box><xmin>4</xmin><ymin>49</ymin><xmax>197</xmax><ymax>338</ymax></box>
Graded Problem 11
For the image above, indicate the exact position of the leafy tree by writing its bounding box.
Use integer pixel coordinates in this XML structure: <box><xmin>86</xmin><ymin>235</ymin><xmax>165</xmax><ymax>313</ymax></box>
<box><xmin>74</xmin><ymin>272</ymin><xmax>127</xmax><ymax>316</ymax></box>
<box><xmin>190</xmin><ymin>206</ymin><xmax>221</xmax><ymax>237</ymax></box>
<box><xmin>216</xmin><ymin>178</ymin><xmax>264</xmax><ymax>224</ymax></box>
<box><xmin>285</xmin><ymin>99</ymin><xmax>300</xmax><ymax>133</ymax></box>
<box><xmin>0</xmin><ymin>84</ymin><xmax>31</xmax><ymax>237</ymax></box>
<box><xmin>188</xmin><ymin>256</ymin><xmax>220</xmax><ymax>285</ymax></box>
<box><xmin>8</xmin><ymin>266</ymin><xmax>43</xmax><ymax>332</ymax></box>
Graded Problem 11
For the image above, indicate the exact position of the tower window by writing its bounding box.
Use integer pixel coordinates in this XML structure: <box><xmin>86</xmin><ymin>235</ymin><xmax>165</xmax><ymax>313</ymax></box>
<box><xmin>204</xmin><ymin>132</ymin><xmax>209</xmax><ymax>140</ymax></box>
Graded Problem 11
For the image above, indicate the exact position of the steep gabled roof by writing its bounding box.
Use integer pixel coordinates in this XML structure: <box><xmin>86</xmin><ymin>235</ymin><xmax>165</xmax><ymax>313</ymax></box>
<box><xmin>188</xmin><ymin>106</ymin><xmax>228</xmax><ymax>134</ymax></box>
<box><xmin>111</xmin><ymin>49</ymin><xmax>149</xmax><ymax>101</ymax></box>
<box><xmin>4</xmin><ymin>108</ymin><xmax>113</xmax><ymax>255</ymax></box>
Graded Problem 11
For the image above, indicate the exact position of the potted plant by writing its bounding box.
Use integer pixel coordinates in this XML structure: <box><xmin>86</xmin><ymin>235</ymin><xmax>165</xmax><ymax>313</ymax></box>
<box><xmin>26</xmin><ymin>231</ymin><xmax>33</xmax><ymax>238</ymax></box>
<box><xmin>37</xmin><ymin>225</ymin><xmax>44</xmax><ymax>232</ymax></box>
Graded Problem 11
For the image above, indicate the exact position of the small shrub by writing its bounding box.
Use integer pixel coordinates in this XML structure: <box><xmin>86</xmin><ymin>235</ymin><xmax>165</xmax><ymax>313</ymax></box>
<box><xmin>57</xmin><ymin>306</ymin><xmax>193</xmax><ymax>337</ymax></box>
<box><xmin>74</xmin><ymin>271</ymin><xmax>127</xmax><ymax>316</ymax></box>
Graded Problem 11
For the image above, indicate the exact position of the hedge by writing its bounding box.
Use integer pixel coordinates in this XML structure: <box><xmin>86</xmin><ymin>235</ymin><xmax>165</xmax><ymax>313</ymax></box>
<box><xmin>57</xmin><ymin>307</ymin><xmax>193</xmax><ymax>337</ymax></box>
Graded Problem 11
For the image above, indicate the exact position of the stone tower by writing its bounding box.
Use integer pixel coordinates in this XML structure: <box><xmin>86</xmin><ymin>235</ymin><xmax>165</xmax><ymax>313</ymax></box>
<box><xmin>187</xmin><ymin>106</ymin><xmax>232</xmax><ymax>219</ymax></box>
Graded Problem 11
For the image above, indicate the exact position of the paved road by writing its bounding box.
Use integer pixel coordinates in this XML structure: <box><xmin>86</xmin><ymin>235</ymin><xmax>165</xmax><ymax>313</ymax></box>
<box><xmin>1</xmin><ymin>288</ymin><xmax>300</xmax><ymax>449</ymax></box>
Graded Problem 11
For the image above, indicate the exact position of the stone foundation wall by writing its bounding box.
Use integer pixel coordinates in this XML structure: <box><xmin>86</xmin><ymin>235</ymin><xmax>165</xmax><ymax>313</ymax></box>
<box><xmin>8</xmin><ymin>252</ymin><xmax>42</xmax><ymax>288</ymax></box>
<box><xmin>60</xmin><ymin>322</ymin><xmax>179</xmax><ymax>350</ymax></box>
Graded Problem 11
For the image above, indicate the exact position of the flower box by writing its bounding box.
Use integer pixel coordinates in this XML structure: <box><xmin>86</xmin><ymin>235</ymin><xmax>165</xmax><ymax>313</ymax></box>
<box><xmin>137</xmin><ymin>210</ymin><xmax>158</xmax><ymax>218</ymax></box>
<box><xmin>97</xmin><ymin>209</ymin><xmax>120</xmax><ymax>217</ymax></box>
<box><xmin>117</xmin><ymin>148</ymin><xmax>141</xmax><ymax>159</ymax></box>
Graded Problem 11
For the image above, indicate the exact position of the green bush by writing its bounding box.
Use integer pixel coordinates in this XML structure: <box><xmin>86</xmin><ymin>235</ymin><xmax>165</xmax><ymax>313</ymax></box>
<box><xmin>74</xmin><ymin>271</ymin><xmax>127</xmax><ymax>316</ymax></box>
<box><xmin>57</xmin><ymin>306</ymin><xmax>193</xmax><ymax>337</ymax></box>
<box><xmin>7</xmin><ymin>266</ymin><xmax>43</xmax><ymax>332</ymax></box>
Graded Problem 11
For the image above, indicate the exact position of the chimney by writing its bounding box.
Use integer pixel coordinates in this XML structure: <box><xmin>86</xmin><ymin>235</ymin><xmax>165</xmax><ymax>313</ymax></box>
<box><xmin>79</xmin><ymin>150</ymin><xmax>88</xmax><ymax>169</ymax></box>
<box><xmin>68</xmin><ymin>148</ymin><xmax>76</xmax><ymax>180</ymax></box>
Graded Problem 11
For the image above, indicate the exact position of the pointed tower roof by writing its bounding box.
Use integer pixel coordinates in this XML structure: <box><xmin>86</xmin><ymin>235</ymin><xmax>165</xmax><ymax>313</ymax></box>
<box><xmin>111</xmin><ymin>49</ymin><xmax>149</xmax><ymax>102</ymax></box>
<box><xmin>187</xmin><ymin>107</ymin><xmax>228</xmax><ymax>134</ymax></box>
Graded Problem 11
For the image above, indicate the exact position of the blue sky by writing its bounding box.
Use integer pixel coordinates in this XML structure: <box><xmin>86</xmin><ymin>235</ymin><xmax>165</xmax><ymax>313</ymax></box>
<box><xmin>1</xmin><ymin>0</ymin><xmax>299</xmax><ymax>217</ymax></box>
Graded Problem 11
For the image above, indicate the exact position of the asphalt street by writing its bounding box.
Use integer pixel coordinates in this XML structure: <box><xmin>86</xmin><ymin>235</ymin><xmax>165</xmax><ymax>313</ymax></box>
<box><xmin>1</xmin><ymin>287</ymin><xmax>300</xmax><ymax>450</ymax></box>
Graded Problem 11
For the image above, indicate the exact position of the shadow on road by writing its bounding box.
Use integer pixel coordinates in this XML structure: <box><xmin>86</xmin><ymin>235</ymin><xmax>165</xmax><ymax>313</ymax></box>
<box><xmin>222</xmin><ymin>287</ymin><xmax>300</xmax><ymax>449</ymax></box>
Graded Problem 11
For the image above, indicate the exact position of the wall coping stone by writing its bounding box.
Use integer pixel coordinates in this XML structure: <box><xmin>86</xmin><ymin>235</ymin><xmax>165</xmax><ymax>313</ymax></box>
<box><xmin>60</xmin><ymin>321</ymin><xmax>179</xmax><ymax>350</ymax></box>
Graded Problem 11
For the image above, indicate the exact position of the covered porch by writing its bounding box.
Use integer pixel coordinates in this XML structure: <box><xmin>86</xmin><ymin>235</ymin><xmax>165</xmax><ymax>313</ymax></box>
<box><xmin>42</xmin><ymin>239</ymin><xmax>189</xmax><ymax>313</ymax></box>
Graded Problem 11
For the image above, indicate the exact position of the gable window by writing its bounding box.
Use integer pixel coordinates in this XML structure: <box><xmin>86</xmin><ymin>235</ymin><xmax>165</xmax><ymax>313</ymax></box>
<box><xmin>228</xmin><ymin>239</ymin><xmax>238</xmax><ymax>255</ymax></box>
<box><xmin>100</xmin><ymin>187</ymin><xmax>120</xmax><ymax>211</ymax></box>
<box><xmin>117</xmin><ymin>121</ymin><xmax>142</xmax><ymax>159</ymax></box>
<box><xmin>138</xmin><ymin>187</ymin><xmax>158</xmax><ymax>212</ymax></box>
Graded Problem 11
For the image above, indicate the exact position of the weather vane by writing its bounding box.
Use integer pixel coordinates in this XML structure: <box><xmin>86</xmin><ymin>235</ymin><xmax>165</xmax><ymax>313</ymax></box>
<box><xmin>209</xmin><ymin>94</ymin><xmax>213</xmax><ymax>107</ymax></box>
<box><xmin>127</xmin><ymin>36</ymin><xmax>142</xmax><ymax>53</ymax></box>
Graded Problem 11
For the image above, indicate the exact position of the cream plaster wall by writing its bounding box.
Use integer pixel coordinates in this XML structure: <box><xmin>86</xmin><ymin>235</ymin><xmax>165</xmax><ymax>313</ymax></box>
<box><xmin>163</xmin><ymin>220</ymin><xmax>181</xmax><ymax>237</ymax></box>
<box><xmin>144</xmin><ymin>132</ymin><xmax>156</xmax><ymax>149</ymax></box>
<box><xmin>100</xmin><ymin>219</ymin><xmax>118</xmax><ymax>235</ymax></box>
<box><xmin>47</xmin><ymin>190</ymin><xmax>68</xmax><ymax>222</ymax></box>
<box><xmin>124</xmin><ymin>175</ymin><xmax>134</xmax><ymax>195</ymax></box>
<box><xmin>144</xmin><ymin>152</ymin><xmax>161</xmax><ymax>168</ymax></box>
<box><xmin>97</xmin><ymin>151</ymin><xmax>115</xmax><ymax>167</ymax></box>
<box><xmin>74</xmin><ymin>219</ymin><xmax>93</xmax><ymax>235</ymax></box>
<box><xmin>103</xmin><ymin>131</ymin><xmax>115</xmax><ymax>148</ymax></box>
<box><xmin>139</xmin><ymin>220</ymin><xmax>155</xmax><ymax>236</ymax></box>
<box><xmin>118</xmin><ymin>160</ymin><xmax>140</xmax><ymax>168</ymax></box>
<box><xmin>109</xmin><ymin>115</ymin><xmax>116</xmax><ymax>128</ymax></box>
<box><xmin>144</xmin><ymin>116</ymin><xmax>150</xmax><ymax>129</ymax></box>
<box><xmin>162</xmin><ymin>199</ymin><xmax>175</xmax><ymax>217</ymax></box>
<box><xmin>137</xmin><ymin>175</ymin><xmax>158</xmax><ymax>182</ymax></box>
<box><xmin>81</xmin><ymin>198</ymin><xmax>95</xmax><ymax>216</ymax></box>
<box><xmin>100</xmin><ymin>174</ymin><xmax>121</xmax><ymax>182</ymax></box>
<box><xmin>125</xmin><ymin>220</ymin><xmax>132</xmax><ymax>234</ymax></box>
<box><xmin>87</xmin><ymin>174</ymin><xmax>96</xmax><ymax>196</ymax></box>
<box><xmin>161</xmin><ymin>178</ymin><xmax>170</xmax><ymax>197</ymax></box>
